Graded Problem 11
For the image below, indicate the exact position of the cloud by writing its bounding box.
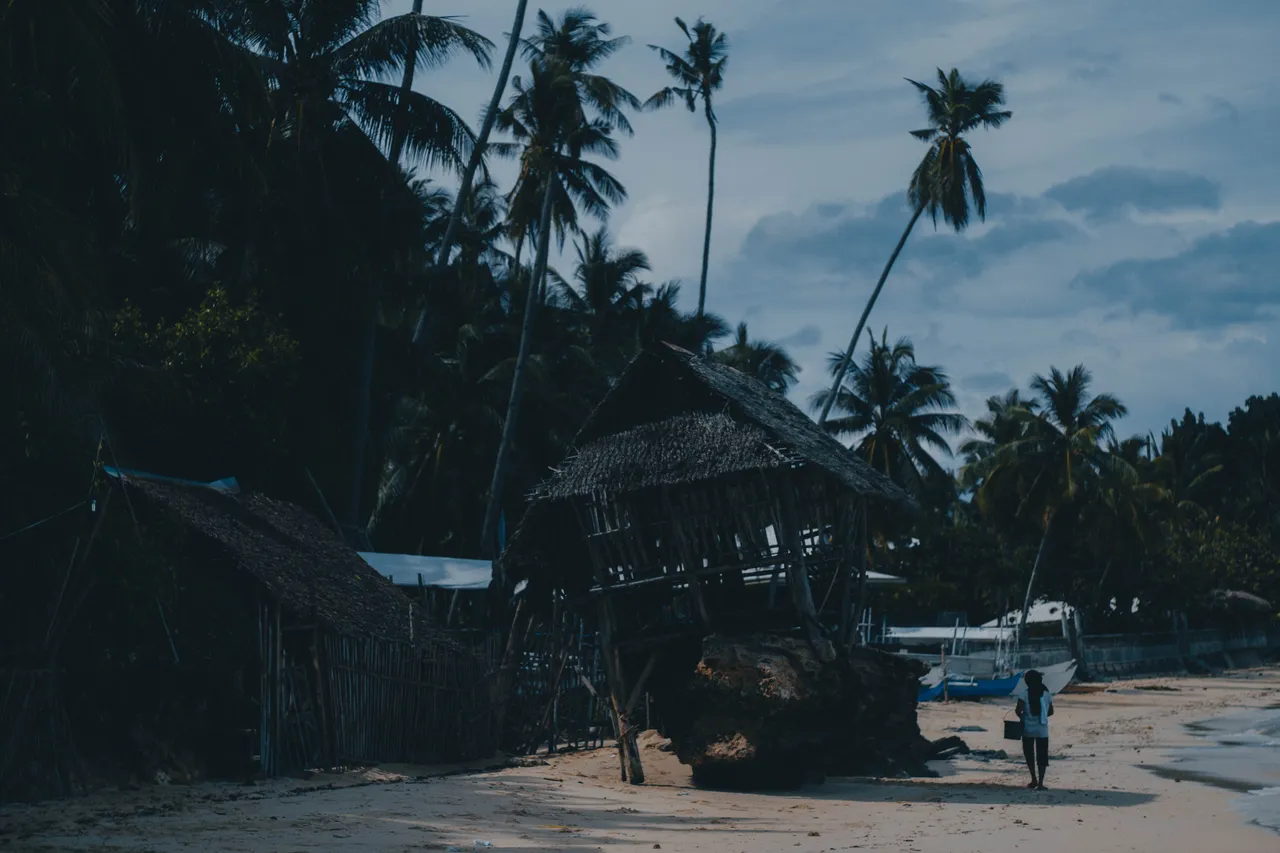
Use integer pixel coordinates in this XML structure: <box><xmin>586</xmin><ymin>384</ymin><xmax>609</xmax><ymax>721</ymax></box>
<box><xmin>1158</xmin><ymin>92</ymin><xmax>1184</xmax><ymax>105</ymax></box>
<box><xmin>1073</xmin><ymin>220</ymin><xmax>1280</xmax><ymax>328</ymax></box>
<box><xmin>962</xmin><ymin>372</ymin><xmax>1016</xmax><ymax>394</ymax></box>
<box><xmin>1044</xmin><ymin>167</ymin><xmax>1222</xmax><ymax>221</ymax></box>
<box><xmin>777</xmin><ymin>324</ymin><xmax>823</xmax><ymax>348</ymax></box>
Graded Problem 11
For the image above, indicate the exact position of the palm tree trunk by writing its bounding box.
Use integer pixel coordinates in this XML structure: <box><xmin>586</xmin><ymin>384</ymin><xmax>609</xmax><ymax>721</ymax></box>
<box><xmin>480</xmin><ymin>172</ymin><xmax>557</xmax><ymax>562</ymax></box>
<box><xmin>696</xmin><ymin>102</ymin><xmax>717</xmax><ymax>318</ymax></box>
<box><xmin>412</xmin><ymin>0</ymin><xmax>529</xmax><ymax>345</ymax></box>
<box><xmin>389</xmin><ymin>0</ymin><xmax>426</xmax><ymax>166</ymax></box>
<box><xmin>817</xmin><ymin>202</ymin><xmax>925</xmax><ymax>425</ymax></box>
<box><xmin>1014</xmin><ymin>510</ymin><xmax>1057</xmax><ymax>663</ymax></box>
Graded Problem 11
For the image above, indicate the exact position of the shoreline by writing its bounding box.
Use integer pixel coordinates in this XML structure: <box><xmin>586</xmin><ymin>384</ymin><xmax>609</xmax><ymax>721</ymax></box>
<box><xmin>2</xmin><ymin>669</ymin><xmax>1278</xmax><ymax>852</ymax></box>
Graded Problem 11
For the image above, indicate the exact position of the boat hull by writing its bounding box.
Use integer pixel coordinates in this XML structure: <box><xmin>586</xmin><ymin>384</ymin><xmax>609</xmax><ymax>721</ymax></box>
<box><xmin>943</xmin><ymin>672</ymin><xmax>1023</xmax><ymax>699</ymax></box>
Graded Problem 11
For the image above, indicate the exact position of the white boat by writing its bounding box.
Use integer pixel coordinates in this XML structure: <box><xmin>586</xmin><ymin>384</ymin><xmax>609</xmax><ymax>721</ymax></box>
<box><xmin>1010</xmin><ymin>660</ymin><xmax>1077</xmax><ymax>698</ymax></box>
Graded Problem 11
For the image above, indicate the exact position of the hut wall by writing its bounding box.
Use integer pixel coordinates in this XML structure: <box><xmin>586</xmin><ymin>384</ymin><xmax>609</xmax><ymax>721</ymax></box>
<box><xmin>569</xmin><ymin>466</ymin><xmax>862</xmax><ymax>641</ymax></box>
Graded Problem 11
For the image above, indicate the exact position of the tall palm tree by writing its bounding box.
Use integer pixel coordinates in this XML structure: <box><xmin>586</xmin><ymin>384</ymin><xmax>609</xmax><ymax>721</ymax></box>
<box><xmin>480</xmin><ymin>13</ymin><xmax>633</xmax><ymax>558</ymax></box>
<box><xmin>818</xmin><ymin>69</ymin><xmax>1012</xmax><ymax>425</ymax></box>
<box><xmin>713</xmin><ymin>323</ymin><xmax>799</xmax><ymax>394</ymax></box>
<box><xmin>644</xmin><ymin>17</ymin><xmax>728</xmax><ymax>318</ymax></box>
<box><xmin>411</xmin><ymin>0</ymin><xmax>531</xmax><ymax>345</ymax></box>
<box><xmin>812</xmin><ymin>330</ymin><xmax>967</xmax><ymax>497</ymax></box>
<box><xmin>963</xmin><ymin>366</ymin><xmax>1128</xmax><ymax>648</ymax></box>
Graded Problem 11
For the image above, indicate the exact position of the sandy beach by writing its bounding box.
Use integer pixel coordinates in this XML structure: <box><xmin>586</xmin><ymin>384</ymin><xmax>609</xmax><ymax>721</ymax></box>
<box><xmin>3</xmin><ymin>669</ymin><xmax>1278</xmax><ymax>853</ymax></box>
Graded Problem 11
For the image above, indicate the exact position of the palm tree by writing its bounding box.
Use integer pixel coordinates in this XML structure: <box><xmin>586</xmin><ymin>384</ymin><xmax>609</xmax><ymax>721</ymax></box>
<box><xmin>411</xmin><ymin>0</ymin><xmax>531</xmax><ymax>345</ymax></box>
<box><xmin>634</xmin><ymin>282</ymin><xmax>729</xmax><ymax>354</ymax></box>
<box><xmin>960</xmin><ymin>390</ymin><xmax>1038</xmax><ymax>469</ymax></box>
<box><xmin>480</xmin><ymin>13</ymin><xmax>634</xmax><ymax>558</ymax></box>
<box><xmin>963</xmin><ymin>366</ymin><xmax>1127</xmax><ymax>648</ymax></box>
<box><xmin>812</xmin><ymin>330</ymin><xmax>967</xmax><ymax>497</ymax></box>
<box><xmin>230</xmin><ymin>0</ymin><xmax>491</xmax><ymax>528</ymax></box>
<box><xmin>713</xmin><ymin>323</ymin><xmax>799</xmax><ymax>394</ymax></box>
<box><xmin>644</xmin><ymin>18</ymin><xmax>728</xmax><ymax>318</ymax></box>
<box><xmin>551</xmin><ymin>228</ymin><xmax>651</xmax><ymax>368</ymax></box>
<box><xmin>818</xmin><ymin>69</ymin><xmax>1012</xmax><ymax>425</ymax></box>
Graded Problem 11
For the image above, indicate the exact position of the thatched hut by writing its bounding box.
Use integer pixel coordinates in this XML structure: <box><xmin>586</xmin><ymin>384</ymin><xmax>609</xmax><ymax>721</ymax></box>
<box><xmin>499</xmin><ymin>344</ymin><xmax>915</xmax><ymax>784</ymax></box>
<box><xmin>0</xmin><ymin>469</ymin><xmax>498</xmax><ymax>800</ymax></box>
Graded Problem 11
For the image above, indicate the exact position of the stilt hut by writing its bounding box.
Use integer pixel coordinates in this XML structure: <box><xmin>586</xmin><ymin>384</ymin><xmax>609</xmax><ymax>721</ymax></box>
<box><xmin>499</xmin><ymin>344</ymin><xmax>912</xmax><ymax>783</ymax></box>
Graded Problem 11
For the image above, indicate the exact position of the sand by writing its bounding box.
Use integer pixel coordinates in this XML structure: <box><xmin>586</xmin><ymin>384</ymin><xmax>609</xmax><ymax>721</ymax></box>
<box><xmin>2</xmin><ymin>669</ymin><xmax>1278</xmax><ymax>853</ymax></box>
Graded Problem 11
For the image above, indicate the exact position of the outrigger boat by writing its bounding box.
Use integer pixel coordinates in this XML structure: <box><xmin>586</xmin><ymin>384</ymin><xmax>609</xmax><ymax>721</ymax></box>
<box><xmin>918</xmin><ymin>659</ymin><xmax>1078</xmax><ymax>702</ymax></box>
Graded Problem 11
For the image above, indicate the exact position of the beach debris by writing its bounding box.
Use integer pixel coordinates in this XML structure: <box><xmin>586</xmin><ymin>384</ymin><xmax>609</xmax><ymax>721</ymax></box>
<box><xmin>949</xmin><ymin>726</ymin><xmax>987</xmax><ymax>733</ymax></box>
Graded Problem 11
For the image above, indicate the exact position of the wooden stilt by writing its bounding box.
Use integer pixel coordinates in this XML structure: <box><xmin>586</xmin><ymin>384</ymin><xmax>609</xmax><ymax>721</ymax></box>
<box><xmin>596</xmin><ymin>599</ymin><xmax>645</xmax><ymax>784</ymax></box>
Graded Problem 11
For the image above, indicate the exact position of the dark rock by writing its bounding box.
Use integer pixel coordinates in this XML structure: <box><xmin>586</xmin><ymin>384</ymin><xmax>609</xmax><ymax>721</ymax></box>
<box><xmin>647</xmin><ymin>633</ymin><xmax>934</xmax><ymax>790</ymax></box>
<box><xmin>950</xmin><ymin>725</ymin><xmax>987</xmax><ymax>733</ymax></box>
<box><xmin>928</xmin><ymin>735</ymin><xmax>971</xmax><ymax>761</ymax></box>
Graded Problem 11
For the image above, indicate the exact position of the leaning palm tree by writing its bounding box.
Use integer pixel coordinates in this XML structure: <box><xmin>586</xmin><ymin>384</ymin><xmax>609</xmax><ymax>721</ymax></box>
<box><xmin>812</xmin><ymin>330</ymin><xmax>968</xmax><ymax>497</ymax></box>
<box><xmin>479</xmin><ymin>24</ymin><xmax>632</xmax><ymax>558</ymax></box>
<box><xmin>818</xmin><ymin>69</ymin><xmax>1012</xmax><ymax>425</ymax></box>
<box><xmin>713</xmin><ymin>323</ymin><xmax>799</xmax><ymax>394</ymax></box>
<box><xmin>410</xmin><ymin>0</ymin><xmax>531</xmax><ymax>345</ymax></box>
<box><xmin>644</xmin><ymin>17</ymin><xmax>728</xmax><ymax>318</ymax></box>
<box><xmin>963</xmin><ymin>366</ymin><xmax>1128</xmax><ymax>650</ymax></box>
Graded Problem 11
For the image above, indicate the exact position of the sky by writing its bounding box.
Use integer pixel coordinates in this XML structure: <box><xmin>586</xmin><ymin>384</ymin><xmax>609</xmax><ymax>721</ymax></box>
<box><xmin>384</xmin><ymin>0</ymin><xmax>1280</xmax><ymax>446</ymax></box>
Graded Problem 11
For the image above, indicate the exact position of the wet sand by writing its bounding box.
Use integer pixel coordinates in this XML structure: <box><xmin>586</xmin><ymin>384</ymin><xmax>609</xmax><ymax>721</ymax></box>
<box><xmin>2</xmin><ymin>669</ymin><xmax>1277</xmax><ymax>852</ymax></box>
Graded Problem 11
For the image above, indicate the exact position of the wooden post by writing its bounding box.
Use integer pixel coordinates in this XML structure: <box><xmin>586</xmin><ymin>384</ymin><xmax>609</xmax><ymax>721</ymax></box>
<box><xmin>774</xmin><ymin>473</ymin><xmax>833</xmax><ymax>661</ymax></box>
<box><xmin>838</xmin><ymin>500</ymin><xmax>859</xmax><ymax>646</ymax></box>
<box><xmin>311</xmin><ymin>627</ymin><xmax>334</xmax><ymax>768</ymax></box>
<box><xmin>851</xmin><ymin>506</ymin><xmax>869</xmax><ymax>648</ymax></box>
<box><xmin>596</xmin><ymin>600</ymin><xmax>644</xmax><ymax>783</ymax></box>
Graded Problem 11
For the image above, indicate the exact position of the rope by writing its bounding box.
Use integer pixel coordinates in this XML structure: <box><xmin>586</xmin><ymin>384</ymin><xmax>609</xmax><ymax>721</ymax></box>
<box><xmin>0</xmin><ymin>502</ymin><xmax>87</xmax><ymax>542</ymax></box>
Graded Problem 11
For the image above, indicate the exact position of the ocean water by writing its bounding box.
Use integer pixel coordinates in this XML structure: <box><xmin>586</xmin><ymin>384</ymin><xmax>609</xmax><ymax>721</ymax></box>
<box><xmin>1151</xmin><ymin>707</ymin><xmax>1280</xmax><ymax>836</ymax></box>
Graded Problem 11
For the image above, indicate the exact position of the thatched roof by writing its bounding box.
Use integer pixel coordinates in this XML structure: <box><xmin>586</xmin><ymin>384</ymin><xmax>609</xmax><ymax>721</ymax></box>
<box><xmin>539</xmin><ymin>412</ymin><xmax>795</xmax><ymax>499</ymax></box>
<box><xmin>541</xmin><ymin>344</ymin><xmax>909</xmax><ymax>504</ymax></box>
<box><xmin>118</xmin><ymin>476</ymin><xmax>423</xmax><ymax>642</ymax></box>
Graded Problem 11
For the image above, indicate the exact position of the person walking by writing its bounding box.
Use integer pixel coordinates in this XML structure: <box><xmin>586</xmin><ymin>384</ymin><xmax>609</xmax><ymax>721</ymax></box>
<box><xmin>1015</xmin><ymin>669</ymin><xmax>1054</xmax><ymax>789</ymax></box>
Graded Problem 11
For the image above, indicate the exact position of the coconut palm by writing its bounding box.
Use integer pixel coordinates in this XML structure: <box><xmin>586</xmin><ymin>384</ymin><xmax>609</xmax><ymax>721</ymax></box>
<box><xmin>644</xmin><ymin>17</ymin><xmax>728</xmax><ymax>318</ymax></box>
<box><xmin>960</xmin><ymin>390</ymin><xmax>1039</xmax><ymax>469</ymax></box>
<box><xmin>713</xmin><ymin>323</ymin><xmax>799</xmax><ymax>394</ymax></box>
<box><xmin>812</xmin><ymin>330</ymin><xmax>968</xmax><ymax>497</ymax></box>
<box><xmin>818</xmin><ymin>69</ymin><xmax>1012</xmax><ymax>425</ymax></box>
<box><xmin>634</xmin><ymin>282</ymin><xmax>729</xmax><ymax>354</ymax></box>
<box><xmin>551</xmin><ymin>228</ymin><xmax>651</xmax><ymax>369</ymax></box>
<box><xmin>480</xmin><ymin>14</ymin><xmax>634</xmax><ymax>558</ymax></box>
<box><xmin>963</xmin><ymin>365</ymin><xmax>1128</xmax><ymax>647</ymax></box>
<box><xmin>226</xmin><ymin>0</ymin><xmax>492</xmax><ymax>527</ymax></box>
<box><xmin>411</xmin><ymin>0</ymin><xmax>531</xmax><ymax>344</ymax></box>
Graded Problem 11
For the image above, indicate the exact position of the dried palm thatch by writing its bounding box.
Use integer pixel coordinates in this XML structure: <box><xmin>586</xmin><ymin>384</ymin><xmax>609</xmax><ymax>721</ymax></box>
<box><xmin>538</xmin><ymin>412</ymin><xmax>796</xmax><ymax>499</ymax></box>
<box><xmin>567</xmin><ymin>344</ymin><xmax>908</xmax><ymax>502</ymax></box>
<box><xmin>120</xmin><ymin>477</ymin><xmax>435</xmax><ymax>643</ymax></box>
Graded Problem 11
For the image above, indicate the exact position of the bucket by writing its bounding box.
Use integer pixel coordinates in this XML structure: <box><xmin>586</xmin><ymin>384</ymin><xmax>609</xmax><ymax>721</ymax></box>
<box><xmin>1003</xmin><ymin>718</ymin><xmax>1023</xmax><ymax>741</ymax></box>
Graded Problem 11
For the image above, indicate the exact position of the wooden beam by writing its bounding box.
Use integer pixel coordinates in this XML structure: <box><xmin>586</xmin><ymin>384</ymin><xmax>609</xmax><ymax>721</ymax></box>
<box><xmin>625</xmin><ymin>650</ymin><xmax>660</xmax><ymax>717</ymax></box>
<box><xmin>775</xmin><ymin>470</ymin><xmax>835</xmax><ymax>662</ymax></box>
<box><xmin>596</xmin><ymin>599</ymin><xmax>645</xmax><ymax>784</ymax></box>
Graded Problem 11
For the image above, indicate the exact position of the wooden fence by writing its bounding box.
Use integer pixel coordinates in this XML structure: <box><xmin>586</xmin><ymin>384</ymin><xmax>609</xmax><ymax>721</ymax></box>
<box><xmin>322</xmin><ymin>631</ymin><xmax>502</xmax><ymax>766</ymax></box>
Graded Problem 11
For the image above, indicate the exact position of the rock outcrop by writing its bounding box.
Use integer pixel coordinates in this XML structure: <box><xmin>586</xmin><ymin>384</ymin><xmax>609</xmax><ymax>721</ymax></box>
<box><xmin>648</xmin><ymin>633</ymin><xmax>935</xmax><ymax>789</ymax></box>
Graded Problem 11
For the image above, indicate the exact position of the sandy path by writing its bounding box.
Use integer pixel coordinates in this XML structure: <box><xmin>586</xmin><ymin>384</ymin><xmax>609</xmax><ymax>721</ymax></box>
<box><xmin>2</xmin><ymin>670</ymin><xmax>1277</xmax><ymax>853</ymax></box>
